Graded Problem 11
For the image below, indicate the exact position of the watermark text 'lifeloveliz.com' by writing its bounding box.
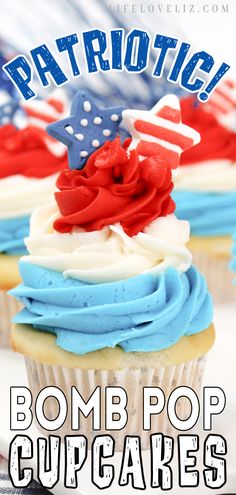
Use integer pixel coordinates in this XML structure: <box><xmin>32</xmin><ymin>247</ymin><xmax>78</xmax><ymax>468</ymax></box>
<box><xmin>107</xmin><ymin>2</ymin><xmax>229</xmax><ymax>14</ymax></box>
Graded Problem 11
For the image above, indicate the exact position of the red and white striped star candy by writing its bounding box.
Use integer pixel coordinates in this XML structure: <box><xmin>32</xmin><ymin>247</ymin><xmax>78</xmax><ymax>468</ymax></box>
<box><xmin>122</xmin><ymin>94</ymin><xmax>200</xmax><ymax>169</ymax></box>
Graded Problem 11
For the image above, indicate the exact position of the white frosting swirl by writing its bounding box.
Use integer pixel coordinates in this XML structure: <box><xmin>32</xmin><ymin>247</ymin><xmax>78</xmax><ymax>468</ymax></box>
<box><xmin>22</xmin><ymin>203</ymin><xmax>192</xmax><ymax>283</ymax></box>
<box><xmin>174</xmin><ymin>160</ymin><xmax>236</xmax><ymax>192</ymax></box>
<box><xmin>0</xmin><ymin>175</ymin><xmax>58</xmax><ymax>219</ymax></box>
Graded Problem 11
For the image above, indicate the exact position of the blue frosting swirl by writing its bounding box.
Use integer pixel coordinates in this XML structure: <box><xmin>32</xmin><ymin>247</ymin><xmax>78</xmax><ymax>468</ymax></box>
<box><xmin>172</xmin><ymin>191</ymin><xmax>236</xmax><ymax>236</ymax></box>
<box><xmin>10</xmin><ymin>261</ymin><xmax>213</xmax><ymax>355</ymax></box>
<box><xmin>0</xmin><ymin>216</ymin><xmax>29</xmax><ymax>254</ymax></box>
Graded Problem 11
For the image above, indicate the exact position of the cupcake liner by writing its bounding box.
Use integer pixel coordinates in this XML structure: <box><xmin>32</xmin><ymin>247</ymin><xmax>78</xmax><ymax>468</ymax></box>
<box><xmin>25</xmin><ymin>354</ymin><xmax>206</xmax><ymax>451</ymax></box>
<box><xmin>0</xmin><ymin>290</ymin><xmax>22</xmax><ymax>347</ymax></box>
<box><xmin>191</xmin><ymin>250</ymin><xmax>236</xmax><ymax>303</ymax></box>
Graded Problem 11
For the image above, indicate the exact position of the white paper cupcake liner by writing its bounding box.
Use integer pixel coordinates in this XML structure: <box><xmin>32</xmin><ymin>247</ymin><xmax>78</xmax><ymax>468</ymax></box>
<box><xmin>25</xmin><ymin>354</ymin><xmax>207</xmax><ymax>451</ymax></box>
<box><xmin>191</xmin><ymin>250</ymin><xmax>236</xmax><ymax>303</ymax></box>
<box><xmin>0</xmin><ymin>290</ymin><xmax>22</xmax><ymax>347</ymax></box>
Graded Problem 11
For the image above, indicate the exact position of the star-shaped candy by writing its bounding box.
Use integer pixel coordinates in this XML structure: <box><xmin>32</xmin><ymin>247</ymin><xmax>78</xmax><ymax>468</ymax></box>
<box><xmin>122</xmin><ymin>94</ymin><xmax>200</xmax><ymax>169</ymax></box>
<box><xmin>0</xmin><ymin>99</ymin><xmax>20</xmax><ymax>127</ymax></box>
<box><xmin>47</xmin><ymin>91</ymin><xmax>124</xmax><ymax>169</ymax></box>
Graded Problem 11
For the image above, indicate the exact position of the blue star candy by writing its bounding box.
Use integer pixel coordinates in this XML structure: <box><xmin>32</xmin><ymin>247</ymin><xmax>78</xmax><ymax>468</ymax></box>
<box><xmin>47</xmin><ymin>91</ymin><xmax>125</xmax><ymax>169</ymax></box>
<box><xmin>0</xmin><ymin>99</ymin><xmax>20</xmax><ymax>127</ymax></box>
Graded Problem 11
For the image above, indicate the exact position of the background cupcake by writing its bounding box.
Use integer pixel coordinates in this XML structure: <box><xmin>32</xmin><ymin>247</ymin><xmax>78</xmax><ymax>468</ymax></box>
<box><xmin>173</xmin><ymin>95</ymin><xmax>236</xmax><ymax>302</ymax></box>
<box><xmin>0</xmin><ymin>95</ymin><xmax>68</xmax><ymax>346</ymax></box>
<box><xmin>10</xmin><ymin>92</ymin><xmax>214</xmax><ymax>449</ymax></box>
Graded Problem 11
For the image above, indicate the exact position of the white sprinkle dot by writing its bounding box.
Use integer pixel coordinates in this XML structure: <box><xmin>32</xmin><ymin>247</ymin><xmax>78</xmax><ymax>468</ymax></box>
<box><xmin>80</xmin><ymin>150</ymin><xmax>88</xmax><ymax>157</ymax></box>
<box><xmin>65</xmin><ymin>125</ymin><xmax>74</xmax><ymax>134</ymax></box>
<box><xmin>80</xmin><ymin>119</ymin><xmax>88</xmax><ymax>127</ymax></box>
<box><xmin>75</xmin><ymin>133</ymin><xmax>84</xmax><ymax>141</ymax></box>
<box><xmin>103</xmin><ymin>129</ymin><xmax>111</xmax><ymax>137</ymax></box>
<box><xmin>83</xmin><ymin>101</ymin><xmax>91</xmax><ymax>112</ymax></box>
<box><xmin>92</xmin><ymin>139</ymin><xmax>100</xmax><ymax>148</ymax></box>
<box><xmin>111</xmin><ymin>114</ymin><xmax>119</xmax><ymax>122</ymax></box>
<box><xmin>93</xmin><ymin>116</ymin><xmax>102</xmax><ymax>125</ymax></box>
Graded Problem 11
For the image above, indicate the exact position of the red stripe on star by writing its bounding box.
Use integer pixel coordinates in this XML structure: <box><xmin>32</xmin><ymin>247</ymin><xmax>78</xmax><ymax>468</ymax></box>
<box><xmin>134</xmin><ymin>120</ymin><xmax>194</xmax><ymax>151</ymax></box>
<box><xmin>156</xmin><ymin>105</ymin><xmax>181</xmax><ymax>123</ymax></box>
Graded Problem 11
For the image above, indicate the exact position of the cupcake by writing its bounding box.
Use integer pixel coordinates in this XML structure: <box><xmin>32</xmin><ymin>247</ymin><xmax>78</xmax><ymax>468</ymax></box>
<box><xmin>0</xmin><ymin>96</ymin><xmax>68</xmax><ymax>346</ymax></box>
<box><xmin>10</xmin><ymin>92</ymin><xmax>214</xmax><ymax>449</ymax></box>
<box><xmin>173</xmin><ymin>96</ymin><xmax>236</xmax><ymax>302</ymax></box>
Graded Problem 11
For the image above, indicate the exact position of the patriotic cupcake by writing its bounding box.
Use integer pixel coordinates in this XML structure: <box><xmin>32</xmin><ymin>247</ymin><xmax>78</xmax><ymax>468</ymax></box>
<box><xmin>173</xmin><ymin>93</ymin><xmax>236</xmax><ymax>302</ymax></box>
<box><xmin>10</xmin><ymin>92</ymin><xmax>214</xmax><ymax>448</ymax></box>
<box><xmin>0</xmin><ymin>95</ymin><xmax>68</xmax><ymax>346</ymax></box>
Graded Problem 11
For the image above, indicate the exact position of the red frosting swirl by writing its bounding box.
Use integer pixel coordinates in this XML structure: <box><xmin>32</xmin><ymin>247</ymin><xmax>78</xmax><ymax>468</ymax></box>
<box><xmin>0</xmin><ymin>124</ymin><xmax>67</xmax><ymax>179</ymax></box>
<box><xmin>54</xmin><ymin>137</ymin><xmax>175</xmax><ymax>236</ymax></box>
<box><xmin>180</xmin><ymin>97</ymin><xmax>236</xmax><ymax>165</ymax></box>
